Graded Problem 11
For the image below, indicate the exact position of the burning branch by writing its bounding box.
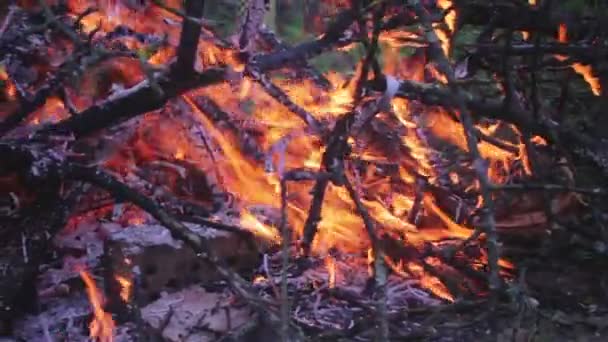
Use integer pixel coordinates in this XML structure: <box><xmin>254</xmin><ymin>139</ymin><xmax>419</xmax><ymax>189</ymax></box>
<box><xmin>250</xmin><ymin>7</ymin><xmax>360</xmax><ymax>72</ymax></box>
<box><xmin>39</xmin><ymin>66</ymin><xmax>226</xmax><ymax>138</ymax></box>
<box><xmin>3</xmin><ymin>0</ymin><xmax>608</xmax><ymax>339</ymax></box>
<box><xmin>247</xmin><ymin>69</ymin><xmax>324</xmax><ymax>134</ymax></box>
<box><xmin>258</xmin><ymin>26</ymin><xmax>331</xmax><ymax>89</ymax></box>
<box><xmin>408</xmin><ymin>0</ymin><xmax>502</xmax><ymax>295</ymax></box>
<box><xmin>0</xmin><ymin>141</ymin><xmax>291</xmax><ymax>331</ymax></box>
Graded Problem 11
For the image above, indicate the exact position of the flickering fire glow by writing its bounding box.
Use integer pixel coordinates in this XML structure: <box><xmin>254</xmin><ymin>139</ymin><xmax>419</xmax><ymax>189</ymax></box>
<box><xmin>557</xmin><ymin>24</ymin><xmax>601</xmax><ymax>96</ymax></box>
<box><xmin>115</xmin><ymin>275</ymin><xmax>132</xmax><ymax>302</ymax></box>
<box><xmin>79</xmin><ymin>270</ymin><xmax>115</xmax><ymax>342</ymax></box>
<box><xmin>5</xmin><ymin>2</ymin><xmax>538</xmax><ymax>328</ymax></box>
<box><xmin>522</xmin><ymin>0</ymin><xmax>537</xmax><ymax>40</ymax></box>
<box><xmin>435</xmin><ymin>0</ymin><xmax>456</xmax><ymax>57</ymax></box>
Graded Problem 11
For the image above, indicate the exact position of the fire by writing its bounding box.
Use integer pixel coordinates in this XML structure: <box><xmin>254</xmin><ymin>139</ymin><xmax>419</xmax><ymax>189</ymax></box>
<box><xmin>79</xmin><ymin>270</ymin><xmax>115</xmax><ymax>342</ymax></box>
<box><xmin>0</xmin><ymin>66</ymin><xmax>16</xmax><ymax>101</ymax></box>
<box><xmin>115</xmin><ymin>275</ymin><xmax>132</xmax><ymax>302</ymax></box>
<box><xmin>325</xmin><ymin>255</ymin><xmax>337</xmax><ymax>288</ymax></box>
<box><xmin>438</xmin><ymin>0</ymin><xmax>456</xmax><ymax>33</ymax></box>
<box><xmin>8</xmin><ymin>0</ymin><xmax>529</xmax><ymax>305</ymax></box>
<box><xmin>126</xmin><ymin>214</ymin><xmax>145</xmax><ymax>226</ymax></box>
<box><xmin>239</xmin><ymin>209</ymin><xmax>280</xmax><ymax>242</ymax></box>
<box><xmin>174</xmin><ymin>147</ymin><xmax>186</xmax><ymax>160</ymax></box>
<box><xmin>408</xmin><ymin>261</ymin><xmax>454</xmax><ymax>302</ymax></box>
<box><xmin>253</xmin><ymin>275</ymin><xmax>267</xmax><ymax>284</ymax></box>
<box><xmin>435</xmin><ymin>0</ymin><xmax>456</xmax><ymax>57</ymax></box>
<box><xmin>522</xmin><ymin>0</ymin><xmax>537</xmax><ymax>40</ymax></box>
<box><xmin>367</xmin><ymin>248</ymin><xmax>373</xmax><ymax>277</ymax></box>
<box><xmin>557</xmin><ymin>24</ymin><xmax>601</xmax><ymax>96</ymax></box>
<box><xmin>239</xmin><ymin>77</ymin><xmax>253</xmax><ymax>100</ymax></box>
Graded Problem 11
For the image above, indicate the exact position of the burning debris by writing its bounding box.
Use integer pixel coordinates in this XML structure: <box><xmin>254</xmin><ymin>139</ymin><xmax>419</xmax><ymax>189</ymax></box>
<box><xmin>1</xmin><ymin>0</ymin><xmax>608</xmax><ymax>341</ymax></box>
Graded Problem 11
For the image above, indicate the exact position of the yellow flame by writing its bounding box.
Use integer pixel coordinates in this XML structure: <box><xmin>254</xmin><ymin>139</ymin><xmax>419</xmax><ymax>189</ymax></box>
<box><xmin>240</xmin><ymin>209</ymin><xmax>281</xmax><ymax>242</ymax></box>
<box><xmin>325</xmin><ymin>255</ymin><xmax>337</xmax><ymax>288</ymax></box>
<box><xmin>557</xmin><ymin>24</ymin><xmax>601</xmax><ymax>96</ymax></box>
<box><xmin>115</xmin><ymin>275</ymin><xmax>132</xmax><ymax>302</ymax></box>
<box><xmin>174</xmin><ymin>148</ymin><xmax>185</xmax><ymax>160</ymax></box>
<box><xmin>435</xmin><ymin>0</ymin><xmax>456</xmax><ymax>57</ymax></box>
<box><xmin>79</xmin><ymin>270</ymin><xmax>115</xmax><ymax>342</ymax></box>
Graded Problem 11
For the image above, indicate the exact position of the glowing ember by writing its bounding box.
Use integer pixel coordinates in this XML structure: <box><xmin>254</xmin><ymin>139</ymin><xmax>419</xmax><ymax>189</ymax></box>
<box><xmin>127</xmin><ymin>215</ymin><xmax>145</xmax><ymax>226</ymax></box>
<box><xmin>0</xmin><ymin>66</ymin><xmax>16</xmax><ymax>101</ymax></box>
<box><xmin>79</xmin><ymin>270</ymin><xmax>115</xmax><ymax>342</ymax></box>
<box><xmin>557</xmin><ymin>24</ymin><xmax>601</xmax><ymax>96</ymax></box>
<box><xmin>522</xmin><ymin>0</ymin><xmax>537</xmax><ymax>40</ymax></box>
<box><xmin>174</xmin><ymin>147</ymin><xmax>186</xmax><ymax>160</ymax></box>
<box><xmin>253</xmin><ymin>275</ymin><xmax>267</xmax><ymax>285</ymax></box>
<box><xmin>115</xmin><ymin>275</ymin><xmax>132</xmax><ymax>302</ymax></box>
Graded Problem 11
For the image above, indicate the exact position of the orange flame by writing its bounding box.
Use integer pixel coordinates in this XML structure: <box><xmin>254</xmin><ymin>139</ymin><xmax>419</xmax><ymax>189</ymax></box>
<box><xmin>0</xmin><ymin>67</ymin><xmax>16</xmax><ymax>100</ymax></box>
<box><xmin>367</xmin><ymin>248</ymin><xmax>374</xmax><ymax>277</ymax></box>
<box><xmin>174</xmin><ymin>147</ymin><xmax>186</xmax><ymax>160</ymax></box>
<box><xmin>239</xmin><ymin>209</ymin><xmax>281</xmax><ymax>242</ymax></box>
<box><xmin>522</xmin><ymin>0</ymin><xmax>537</xmax><ymax>40</ymax></box>
<box><xmin>253</xmin><ymin>275</ymin><xmax>267</xmax><ymax>284</ymax></box>
<box><xmin>115</xmin><ymin>275</ymin><xmax>132</xmax><ymax>302</ymax></box>
<box><xmin>79</xmin><ymin>270</ymin><xmax>115</xmax><ymax>342</ymax></box>
<box><xmin>325</xmin><ymin>255</ymin><xmax>337</xmax><ymax>288</ymax></box>
<box><xmin>408</xmin><ymin>261</ymin><xmax>454</xmax><ymax>302</ymax></box>
<box><xmin>42</xmin><ymin>0</ymin><xmax>524</xmax><ymax>301</ymax></box>
<box><xmin>435</xmin><ymin>0</ymin><xmax>456</xmax><ymax>57</ymax></box>
<box><xmin>557</xmin><ymin>24</ymin><xmax>601</xmax><ymax>96</ymax></box>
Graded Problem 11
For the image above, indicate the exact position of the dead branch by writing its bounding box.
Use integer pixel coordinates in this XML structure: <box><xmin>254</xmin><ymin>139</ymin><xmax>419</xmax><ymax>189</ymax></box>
<box><xmin>457</xmin><ymin>1</ymin><xmax>602</xmax><ymax>37</ymax></box>
<box><xmin>250</xmin><ymin>7</ymin><xmax>359</xmax><ymax>72</ymax></box>
<box><xmin>174</xmin><ymin>0</ymin><xmax>205</xmax><ymax>74</ymax></box>
<box><xmin>0</xmin><ymin>141</ymin><xmax>287</xmax><ymax>326</ymax></box>
<box><xmin>278</xmin><ymin>177</ymin><xmax>290</xmax><ymax>341</ymax></box>
<box><xmin>0</xmin><ymin>49</ymin><xmax>134</xmax><ymax>137</ymax></box>
<box><xmin>257</xmin><ymin>26</ymin><xmax>331</xmax><ymax>89</ymax></box>
<box><xmin>37</xmin><ymin>66</ymin><xmax>226</xmax><ymax>138</ymax></box>
<box><xmin>0</xmin><ymin>5</ymin><xmax>15</xmax><ymax>40</ymax></box>
<box><xmin>246</xmin><ymin>68</ymin><xmax>324</xmax><ymax>134</ymax></box>
<box><xmin>491</xmin><ymin>183</ymin><xmax>607</xmax><ymax>196</ymax></box>
<box><xmin>237</xmin><ymin>0</ymin><xmax>268</xmax><ymax>52</ymax></box>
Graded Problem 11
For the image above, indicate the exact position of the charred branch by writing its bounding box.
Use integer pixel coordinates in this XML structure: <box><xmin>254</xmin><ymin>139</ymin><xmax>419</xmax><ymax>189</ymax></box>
<box><xmin>174</xmin><ymin>0</ymin><xmax>205</xmax><ymax>74</ymax></box>
<box><xmin>250</xmin><ymin>7</ymin><xmax>359</xmax><ymax>72</ymax></box>
<box><xmin>457</xmin><ymin>1</ymin><xmax>604</xmax><ymax>38</ymax></box>
<box><xmin>409</xmin><ymin>0</ymin><xmax>501</xmax><ymax>296</ymax></box>
<box><xmin>0</xmin><ymin>49</ymin><xmax>135</xmax><ymax>137</ymax></box>
<box><xmin>246</xmin><ymin>69</ymin><xmax>324</xmax><ymax>134</ymax></box>
<box><xmin>257</xmin><ymin>27</ymin><xmax>331</xmax><ymax>89</ymax></box>
<box><xmin>0</xmin><ymin>141</ymin><xmax>286</xmax><ymax>327</ymax></box>
<box><xmin>38</xmin><ymin>66</ymin><xmax>226</xmax><ymax>139</ymax></box>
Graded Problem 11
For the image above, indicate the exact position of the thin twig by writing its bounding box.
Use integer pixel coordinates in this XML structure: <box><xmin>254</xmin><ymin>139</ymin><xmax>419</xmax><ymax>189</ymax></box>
<box><xmin>279</xmin><ymin>177</ymin><xmax>290</xmax><ymax>341</ymax></box>
<box><xmin>490</xmin><ymin>182</ymin><xmax>606</xmax><ymax>196</ymax></box>
<box><xmin>0</xmin><ymin>5</ymin><xmax>15</xmax><ymax>40</ymax></box>
<box><xmin>247</xmin><ymin>69</ymin><xmax>324</xmax><ymax>135</ymax></box>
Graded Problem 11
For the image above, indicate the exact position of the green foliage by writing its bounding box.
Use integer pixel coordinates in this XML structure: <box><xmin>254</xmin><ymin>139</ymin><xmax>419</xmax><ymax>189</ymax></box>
<box><xmin>561</xmin><ymin>0</ymin><xmax>588</xmax><ymax>13</ymax></box>
<box><xmin>203</xmin><ymin>1</ymin><xmax>240</xmax><ymax>37</ymax></box>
